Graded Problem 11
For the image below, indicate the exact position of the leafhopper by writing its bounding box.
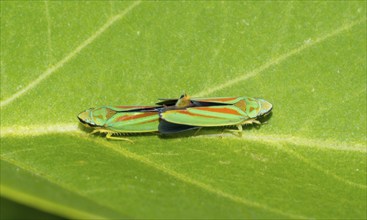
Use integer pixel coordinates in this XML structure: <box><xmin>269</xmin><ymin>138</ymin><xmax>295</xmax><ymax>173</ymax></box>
<box><xmin>77</xmin><ymin>95</ymin><xmax>194</xmax><ymax>141</ymax></box>
<box><xmin>158</xmin><ymin>95</ymin><xmax>273</xmax><ymax>135</ymax></box>
<box><xmin>77</xmin><ymin>105</ymin><xmax>161</xmax><ymax>141</ymax></box>
<box><xmin>78</xmin><ymin>94</ymin><xmax>272</xmax><ymax>140</ymax></box>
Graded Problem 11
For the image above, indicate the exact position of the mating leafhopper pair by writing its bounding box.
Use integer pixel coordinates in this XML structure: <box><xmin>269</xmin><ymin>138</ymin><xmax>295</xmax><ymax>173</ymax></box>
<box><xmin>77</xmin><ymin>94</ymin><xmax>272</xmax><ymax>141</ymax></box>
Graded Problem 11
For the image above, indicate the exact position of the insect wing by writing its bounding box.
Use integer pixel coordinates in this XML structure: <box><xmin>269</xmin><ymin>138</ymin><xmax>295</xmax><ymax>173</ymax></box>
<box><xmin>105</xmin><ymin>111</ymin><xmax>159</xmax><ymax>133</ymax></box>
<box><xmin>190</xmin><ymin>97</ymin><xmax>244</xmax><ymax>105</ymax></box>
<box><xmin>108</xmin><ymin>105</ymin><xmax>161</xmax><ymax>112</ymax></box>
<box><xmin>160</xmin><ymin>106</ymin><xmax>248</xmax><ymax>127</ymax></box>
<box><xmin>193</xmin><ymin>97</ymin><xmax>267</xmax><ymax>118</ymax></box>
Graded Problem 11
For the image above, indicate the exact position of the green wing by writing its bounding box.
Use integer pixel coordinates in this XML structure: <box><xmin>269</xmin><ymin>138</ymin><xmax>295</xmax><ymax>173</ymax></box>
<box><xmin>160</xmin><ymin>106</ymin><xmax>248</xmax><ymax>127</ymax></box>
<box><xmin>108</xmin><ymin>105</ymin><xmax>161</xmax><ymax>112</ymax></box>
<box><xmin>105</xmin><ymin>112</ymin><xmax>159</xmax><ymax>133</ymax></box>
<box><xmin>190</xmin><ymin>97</ymin><xmax>244</xmax><ymax>105</ymax></box>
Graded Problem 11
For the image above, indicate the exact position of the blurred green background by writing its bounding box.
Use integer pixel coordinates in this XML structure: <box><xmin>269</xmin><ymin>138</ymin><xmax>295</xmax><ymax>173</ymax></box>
<box><xmin>1</xmin><ymin>1</ymin><xmax>366</xmax><ymax>219</ymax></box>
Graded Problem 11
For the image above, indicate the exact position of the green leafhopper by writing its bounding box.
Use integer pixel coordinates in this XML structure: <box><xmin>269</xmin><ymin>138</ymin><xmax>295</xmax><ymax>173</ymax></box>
<box><xmin>78</xmin><ymin>94</ymin><xmax>272</xmax><ymax>140</ymax></box>
<box><xmin>158</xmin><ymin>95</ymin><xmax>273</xmax><ymax>135</ymax></box>
<box><xmin>78</xmin><ymin>105</ymin><xmax>161</xmax><ymax>141</ymax></box>
<box><xmin>77</xmin><ymin>95</ymin><xmax>195</xmax><ymax>141</ymax></box>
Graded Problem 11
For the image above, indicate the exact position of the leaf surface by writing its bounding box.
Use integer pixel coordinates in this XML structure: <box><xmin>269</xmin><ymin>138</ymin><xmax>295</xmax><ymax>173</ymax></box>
<box><xmin>1</xmin><ymin>1</ymin><xmax>366</xmax><ymax>219</ymax></box>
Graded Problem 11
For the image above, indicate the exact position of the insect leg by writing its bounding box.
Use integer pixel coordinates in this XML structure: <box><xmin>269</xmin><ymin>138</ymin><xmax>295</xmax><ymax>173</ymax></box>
<box><xmin>242</xmin><ymin>119</ymin><xmax>261</xmax><ymax>125</ymax></box>
<box><xmin>224</xmin><ymin>125</ymin><xmax>243</xmax><ymax>137</ymax></box>
<box><xmin>193</xmin><ymin>127</ymin><xmax>202</xmax><ymax>136</ymax></box>
<box><xmin>88</xmin><ymin>129</ymin><xmax>102</xmax><ymax>138</ymax></box>
<box><xmin>237</xmin><ymin>124</ymin><xmax>243</xmax><ymax>137</ymax></box>
<box><xmin>106</xmin><ymin>132</ymin><xmax>134</xmax><ymax>143</ymax></box>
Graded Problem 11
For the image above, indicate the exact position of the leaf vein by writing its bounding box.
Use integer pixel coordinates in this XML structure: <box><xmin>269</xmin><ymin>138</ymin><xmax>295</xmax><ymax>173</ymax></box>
<box><xmin>73</xmin><ymin>133</ymin><xmax>308</xmax><ymax>219</ymax></box>
<box><xmin>0</xmin><ymin>1</ymin><xmax>142</xmax><ymax>108</ymax></box>
<box><xmin>193</xmin><ymin>18</ymin><xmax>366</xmax><ymax>97</ymax></box>
<box><xmin>1</xmin><ymin>124</ymin><xmax>365</xmax><ymax>153</ymax></box>
<box><xmin>196</xmin><ymin>134</ymin><xmax>367</xmax><ymax>189</ymax></box>
<box><xmin>279</xmin><ymin>145</ymin><xmax>367</xmax><ymax>190</ymax></box>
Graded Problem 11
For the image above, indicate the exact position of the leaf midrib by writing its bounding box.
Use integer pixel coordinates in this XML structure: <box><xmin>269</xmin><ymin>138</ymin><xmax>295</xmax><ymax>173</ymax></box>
<box><xmin>3</xmin><ymin>130</ymin><xmax>366</xmax><ymax>218</ymax></box>
<box><xmin>1</xmin><ymin>134</ymin><xmax>308</xmax><ymax>219</ymax></box>
<box><xmin>1</xmin><ymin>124</ymin><xmax>366</xmax><ymax>153</ymax></box>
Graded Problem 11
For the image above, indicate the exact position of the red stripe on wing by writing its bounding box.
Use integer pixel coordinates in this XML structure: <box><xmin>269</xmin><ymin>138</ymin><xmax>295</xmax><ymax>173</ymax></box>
<box><xmin>116</xmin><ymin>112</ymin><xmax>157</xmax><ymax>122</ymax></box>
<box><xmin>175</xmin><ymin>110</ymin><xmax>222</xmax><ymax>119</ymax></box>
<box><xmin>138</xmin><ymin>118</ymin><xmax>159</xmax><ymax>125</ymax></box>
<box><xmin>195</xmin><ymin>107</ymin><xmax>242</xmax><ymax>116</ymax></box>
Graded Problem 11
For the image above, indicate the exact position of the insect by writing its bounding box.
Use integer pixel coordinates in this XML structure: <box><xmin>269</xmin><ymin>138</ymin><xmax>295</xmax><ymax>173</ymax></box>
<box><xmin>158</xmin><ymin>95</ymin><xmax>273</xmax><ymax>135</ymax></box>
<box><xmin>77</xmin><ymin>95</ymin><xmax>194</xmax><ymax>141</ymax></box>
<box><xmin>77</xmin><ymin>105</ymin><xmax>161</xmax><ymax>142</ymax></box>
<box><xmin>78</xmin><ymin>94</ymin><xmax>272</xmax><ymax>140</ymax></box>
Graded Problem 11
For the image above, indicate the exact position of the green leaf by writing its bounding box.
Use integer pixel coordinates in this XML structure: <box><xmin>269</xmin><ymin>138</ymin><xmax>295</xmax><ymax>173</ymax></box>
<box><xmin>1</xmin><ymin>1</ymin><xmax>366</xmax><ymax>219</ymax></box>
<box><xmin>0</xmin><ymin>196</ymin><xmax>64</xmax><ymax>220</ymax></box>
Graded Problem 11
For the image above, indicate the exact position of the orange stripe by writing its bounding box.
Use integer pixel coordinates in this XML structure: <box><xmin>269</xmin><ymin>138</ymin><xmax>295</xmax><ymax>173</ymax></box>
<box><xmin>138</xmin><ymin>118</ymin><xmax>159</xmax><ymax>125</ymax></box>
<box><xmin>177</xmin><ymin>110</ymin><xmax>221</xmax><ymax>119</ymax></box>
<box><xmin>196</xmin><ymin>107</ymin><xmax>242</xmax><ymax>115</ymax></box>
<box><xmin>116</xmin><ymin>112</ymin><xmax>157</xmax><ymax>122</ymax></box>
